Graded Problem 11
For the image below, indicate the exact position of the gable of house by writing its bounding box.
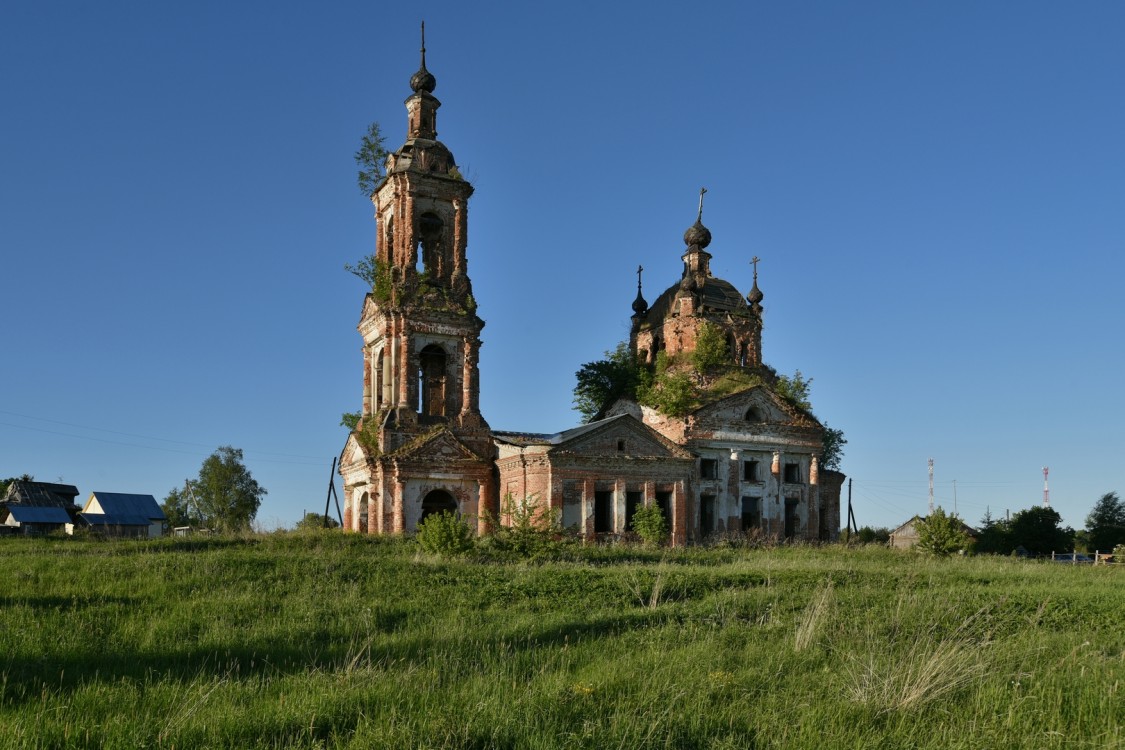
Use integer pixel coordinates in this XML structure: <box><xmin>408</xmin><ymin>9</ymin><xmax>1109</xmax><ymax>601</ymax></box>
<box><xmin>84</xmin><ymin>492</ymin><xmax>165</xmax><ymax>521</ymax></box>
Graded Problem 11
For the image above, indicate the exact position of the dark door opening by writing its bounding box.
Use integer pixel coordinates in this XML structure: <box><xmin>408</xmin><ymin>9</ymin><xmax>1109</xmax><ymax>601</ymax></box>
<box><xmin>594</xmin><ymin>491</ymin><xmax>613</xmax><ymax>534</ymax></box>
<box><xmin>421</xmin><ymin>489</ymin><xmax>457</xmax><ymax>523</ymax></box>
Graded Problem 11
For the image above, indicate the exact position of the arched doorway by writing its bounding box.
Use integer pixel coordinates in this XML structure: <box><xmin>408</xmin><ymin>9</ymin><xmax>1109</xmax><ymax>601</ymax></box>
<box><xmin>420</xmin><ymin>489</ymin><xmax>457</xmax><ymax>522</ymax></box>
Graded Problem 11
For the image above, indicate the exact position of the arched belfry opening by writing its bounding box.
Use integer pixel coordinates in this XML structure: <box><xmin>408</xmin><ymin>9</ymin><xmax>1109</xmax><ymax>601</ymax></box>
<box><xmin>421</xmin><ymin>489</ymin><xmax>457</xmax><ymax>521</ymax></box>
<box><xmin>418</xmin><ymin>212</ymin><xmax>444</xmax><ymax>281</ymax></box>
<box><xmin>418</xmin><ymin>344</ymin><xmax>448</xmax><ymax>418</ymax></box>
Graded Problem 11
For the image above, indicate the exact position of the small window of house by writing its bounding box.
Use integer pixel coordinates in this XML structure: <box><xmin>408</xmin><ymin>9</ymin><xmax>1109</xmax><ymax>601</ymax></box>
<box><xmin>784</xmin><ymin>463</ymin><xmax>801</xmax><ymax>483</ymax></box>
<box><xmin>700</xmin><ymin>459</ymin><xmax>718</xmax><ymax>480</ymax></box>
<box><xmin>617</xmin><ymin>439</ymin><xmax>626</xmax><ymax>452</ymax></box>
<box><xmin>745</xmin><ymin>407</ymin><xmax>762</xmax><ymax>422</ymax></box>
<box><xmin>743</xmin><ymin>460</ymin><xmax>759</xmax><ymax>482</ymax></box>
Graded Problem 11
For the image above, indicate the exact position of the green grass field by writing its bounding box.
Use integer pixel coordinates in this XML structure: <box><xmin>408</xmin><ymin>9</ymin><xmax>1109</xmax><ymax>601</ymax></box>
<box><xmin>0</xmin><ymin>534</ymin><xmax>1121</xmax><ymax>749</ymax></box>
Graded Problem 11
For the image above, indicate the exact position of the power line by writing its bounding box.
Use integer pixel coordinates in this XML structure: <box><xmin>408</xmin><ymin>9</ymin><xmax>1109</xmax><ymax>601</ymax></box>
<box><xmin>0</xmin><ymin>419</ymin><xmax>326</xmax><ymax>466</ymax></box>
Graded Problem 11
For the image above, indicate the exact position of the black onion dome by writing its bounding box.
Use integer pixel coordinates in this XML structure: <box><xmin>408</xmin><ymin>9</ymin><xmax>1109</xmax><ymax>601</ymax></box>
<box><xmin>632</xmin><ymin>289</ymin><xmax>648</xmax><ymax>315</ymax></box>
<box><xmin>411</xmin><ymin>23</ymin><xmax>437</xmax><ymax>93</ymax></box>
<box><xmin>410</xmin><ymin>65</ymin><xmax>436</xmax><ymax>94</ymax></box>
<box><xmin>747</xmin><ymin>280</ymin><xmax>763</xmax><ymax>304</ymax></box>
<box><xmin>683</xmin><ymin>219</ymin><xmax>712</xmax><ymax>249</ymax></box>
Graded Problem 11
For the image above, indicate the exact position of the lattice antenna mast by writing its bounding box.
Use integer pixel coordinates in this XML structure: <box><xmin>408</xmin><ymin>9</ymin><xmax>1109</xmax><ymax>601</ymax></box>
<box><xmin>1043</xmin><ymin>466</ymin><xmax>1050</xmax><ymax>508</ymax></box>
<box><xmin>928</xmin><ymin>458</ymin><xmax>935</xmax><ymax>514</ymax></box>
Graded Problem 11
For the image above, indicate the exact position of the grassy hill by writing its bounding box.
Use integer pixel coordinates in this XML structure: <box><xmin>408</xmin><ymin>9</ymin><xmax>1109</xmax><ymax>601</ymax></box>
<box><xmin>0</xmin><ymin>534</ymin><xmax>1121</xmax><ymax>749</ymax></box>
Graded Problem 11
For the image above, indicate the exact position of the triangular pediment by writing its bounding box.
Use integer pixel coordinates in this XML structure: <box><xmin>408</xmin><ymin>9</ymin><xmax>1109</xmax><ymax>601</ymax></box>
<box><xmin>553</xmin><ymin>415</ymin><xmax>692</xmax><ymax>459</ymax></box>
<box><xmin>340</xmin><ymin>433</ymin><xmax>371</xmax><ymax>468</ymax></box>
<box><xmin>692</xmin><ymin>385</ymin><xmax>819</xmax><ymax>430</ymax></box>
<box><xmin>394</xmin><ymin>428</ymin><xmax>487</xmax><ymax>463</ymax></box>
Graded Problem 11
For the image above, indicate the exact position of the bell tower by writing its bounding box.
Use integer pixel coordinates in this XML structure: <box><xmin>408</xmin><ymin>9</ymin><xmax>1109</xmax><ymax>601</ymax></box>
<box><xmin>365</xmin><ymin>24</ymin><xmax>487</xmax><ymax>440</ymax></box>
<box><xmin>341</xmin><ymin>26</ymin><xmax>495</xmax><ymax>535</ymax></box>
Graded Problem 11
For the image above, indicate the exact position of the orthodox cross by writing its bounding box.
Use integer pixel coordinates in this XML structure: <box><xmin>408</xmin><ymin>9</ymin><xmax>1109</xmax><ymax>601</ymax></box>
<box><xmin>697</xmin><ymin>187</ymin><xmax>707</xmax><ymax>221</ymax></box>
<box><xmin>751</xmin><ymin>255</ymin><xmax>760</xmax><ymax>282</ymax></box>
<box><xmin>636</xmin><ymin>264</ymin><xmax>644</xmax><ymax>292</ymax></box>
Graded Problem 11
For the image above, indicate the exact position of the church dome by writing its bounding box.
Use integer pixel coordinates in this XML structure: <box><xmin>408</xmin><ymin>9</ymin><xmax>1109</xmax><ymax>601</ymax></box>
<box><xmin>410</xmin><ymin>66</ymin><xmax>436</xmax><ymax>94</ymax></box>
<box><xmin>683</xmin><ymin>219</ymin><xmax>712</xmax><ymax>249</ymax></box>
<box><xmin>747</xmin><ymin>281</ymin><xmax>763</xmax><ymax>305</ymax></box>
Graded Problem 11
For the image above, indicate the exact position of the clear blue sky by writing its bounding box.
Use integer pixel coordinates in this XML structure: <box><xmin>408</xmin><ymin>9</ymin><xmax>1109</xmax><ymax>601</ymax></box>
<box><xmin>2</xmin><ymin>1</ymin><xmax>1122</xmax><ymax>533</ymax></box>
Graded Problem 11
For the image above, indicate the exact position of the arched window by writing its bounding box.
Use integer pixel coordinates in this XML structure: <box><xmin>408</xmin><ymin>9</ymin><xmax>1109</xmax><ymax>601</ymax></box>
<box><xmin>373</xmin><ymin>347</ymin><xmax>384</xmax><ymax>409</ymax></box>
<box><xmin>418</xmin><ymin>212</ymin><xmax>443</xmax><ymax>279</ymax></box>
<box><xmin>358</xmin><ymin>492</ymin><xmax>369</xmax><ymax>532</ymax></box>
<box><xmin>745</xmin><ymin>406</ymin><xmax>763</xmax><ymax>422</ymax></box>
<box><xmin>418</xmin><ymin>344</ymin><xmax>448</xmax><ymax>418</ymax></box>
<box><xmin>420</xmin><ymin>489</ymin><xmax>457</xmax><ymax>522</ymax></box>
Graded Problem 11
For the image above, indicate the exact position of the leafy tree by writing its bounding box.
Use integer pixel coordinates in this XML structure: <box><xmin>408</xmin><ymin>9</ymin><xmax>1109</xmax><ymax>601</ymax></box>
<box><xmin>182</xmin><ymin>446</ymin><xmax>267</xmax><ymax>532</ymax></box>
<box><xmin>692</xmin><ymin>321</ymin><xmax>729</xmax><ymax>373</ymax></box>
<box><xmin>573</xmin><ymin>342</ymin><xmax>644</xmax><ymax>422</ymax></box>
<box><xmin>974</xmin><ymin>508</ymin><xmax>1012</xmax><ymax>555</ymax></box>
<box><xmin>1008</xmin><ymin>506</ymin><xmax>1073</xmax><ymax>556</ymax></box>
<box><xmin>416</xmin><ymin>510</ymin><xmax>474</xmax><ymax>556</ymax></box>
<box><xmin>913</xmin><ymin>507</ymin><xmax>971</xmax><ymax>556</ymax></box>
<box><xmin>1085</xmin><ymin>491</ymin><xmax>1125</xmax><ymax>553</ymax></box>
<box><xmin>355</xmin><ymin>121</ymin><xmax>388</xmax><ymax>197</ymax></box>
<box><xmin>161</xmin><ymin>485</ymin><xmax>203</xmax><ymax>529</ymax></box>
<box><xmin>821</xmin><ymin>424</ymin><xmax>847</xmax><ymax>472</ymax></box>
<box><xmin>344</xmin><ymin>253</ymin><xmax>392</xmax><ymax>301</ymax></box>
<box><xmin>774</xmin><ymin>370</ymin><xmax>813</xmax><ymax>411</ymax></box>
<box><xmin>855</xmin><ymin>526</ymin><xmax>891</xmax><ymax>545</ymax></box>
<box><xmin>632</xmin><ymin>504</ymin><xmax>668</xmax><ymax>547</ymax></box>
<box><xmin>295</xmin><ymin>512</ymin><xmax>340</xmax><ymax>531</ymax></box>
<box><xmin>340</xmin><ymin>411</ymin><xmax>361</xmax><ymax>431</ymax></box>
<box><xmin>638</xmin><ymin>367</ymin><xmax>696</xmax><ymax>417</ymax></box>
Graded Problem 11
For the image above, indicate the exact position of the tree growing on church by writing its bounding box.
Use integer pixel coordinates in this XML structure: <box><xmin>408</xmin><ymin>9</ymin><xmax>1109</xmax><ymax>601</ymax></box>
<box><xmin>573</xmin><ymin>342</ymin><xmax>645</xmax><ymax>422</ymax></box>
<box><xmin>169</xmin><ymin>446</ymin><xmax>267</xmax><ymax>533</ymax></box>
<box><xmin>355</xmin><ymin>121</ymin><xmax>388</xmax><ymax>197</ymax></box>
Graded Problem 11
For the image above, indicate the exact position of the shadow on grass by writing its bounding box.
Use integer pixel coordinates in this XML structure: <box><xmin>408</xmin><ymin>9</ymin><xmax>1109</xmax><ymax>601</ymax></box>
<box><xmin>0</xmin><ymin>606</ymin><xmax>660</xmax><ymax>705</ymax></box>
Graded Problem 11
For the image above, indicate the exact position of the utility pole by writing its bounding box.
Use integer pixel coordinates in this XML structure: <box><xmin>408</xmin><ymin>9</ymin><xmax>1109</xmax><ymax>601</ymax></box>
<box><xmin>1043</xmin><ymin>466</ymin><xmax>1050</xmax><ymax>508</ymax></box>
<box><xmin>928</xmin><ymin>458</ymin><xmax>935</xmax><ymax>515</ymax></box>
<box><xmin>953</xmin><ymin>479</ymin><xmax>958</xmax><ymax>517</ymax></box>
<box><xmin>324</xmin><ymin>457</ymin><xmax>343</xmax><ymax>528</ymax></box>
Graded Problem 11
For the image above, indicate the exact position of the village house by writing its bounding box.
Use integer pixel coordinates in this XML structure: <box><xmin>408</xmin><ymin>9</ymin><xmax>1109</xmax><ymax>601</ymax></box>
<box><xmin>339</xmin><ymin>39</ymin><xmax>844</xmax><ymax>545</ymax></box>
<box><xmin>76</xmin><ymin>492</ymin><xmax>166</xmax><ymax>539</ymax></box>
<box><xmin>0</xmin><ymin>480</ymin><xmax>81</xmax><ymax>535</ymax></box>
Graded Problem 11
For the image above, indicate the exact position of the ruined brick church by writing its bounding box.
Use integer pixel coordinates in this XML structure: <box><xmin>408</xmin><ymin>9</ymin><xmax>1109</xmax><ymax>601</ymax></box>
<box><xmin>339</xmin><ymin>40</ymin><xmax>843</xmax><ymax>545</ymax></box>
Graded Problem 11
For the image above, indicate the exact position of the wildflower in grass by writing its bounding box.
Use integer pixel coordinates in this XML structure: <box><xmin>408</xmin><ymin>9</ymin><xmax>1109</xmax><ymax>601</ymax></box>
<box><xmin>708</xmin><ymin>670</ymin><xmax>734</xmax><ymax>689</ymax></box>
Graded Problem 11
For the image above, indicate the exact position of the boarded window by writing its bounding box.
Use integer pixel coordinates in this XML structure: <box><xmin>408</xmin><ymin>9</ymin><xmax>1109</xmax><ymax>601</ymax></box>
<box><xmin>562</xmin><ymin>482</ymin><xmax>582</xmax><ymax>530</ymax></box>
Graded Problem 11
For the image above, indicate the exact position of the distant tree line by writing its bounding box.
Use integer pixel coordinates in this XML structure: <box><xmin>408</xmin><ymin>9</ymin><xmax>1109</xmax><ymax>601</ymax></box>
<box><xmin>851</xmin><ymin>491</ymin><xmax>1125</xmax><ymax>557</ymax></box>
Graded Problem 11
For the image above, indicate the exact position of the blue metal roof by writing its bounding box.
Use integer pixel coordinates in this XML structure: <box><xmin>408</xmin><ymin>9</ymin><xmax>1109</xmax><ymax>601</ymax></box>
<box><xmin>79</xmin><ymin>512</ymin><xmax>154</xmax><ymax>527</ymax></box>
<box><xmin>89</xmin><ymin>492</ymin><xmax>165</xmax><ymax>520</ymax></box>
<box><xmin>6</xmin><ymin>506</ymin><xmax>71</xmax><ymax>524</ymax></box>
